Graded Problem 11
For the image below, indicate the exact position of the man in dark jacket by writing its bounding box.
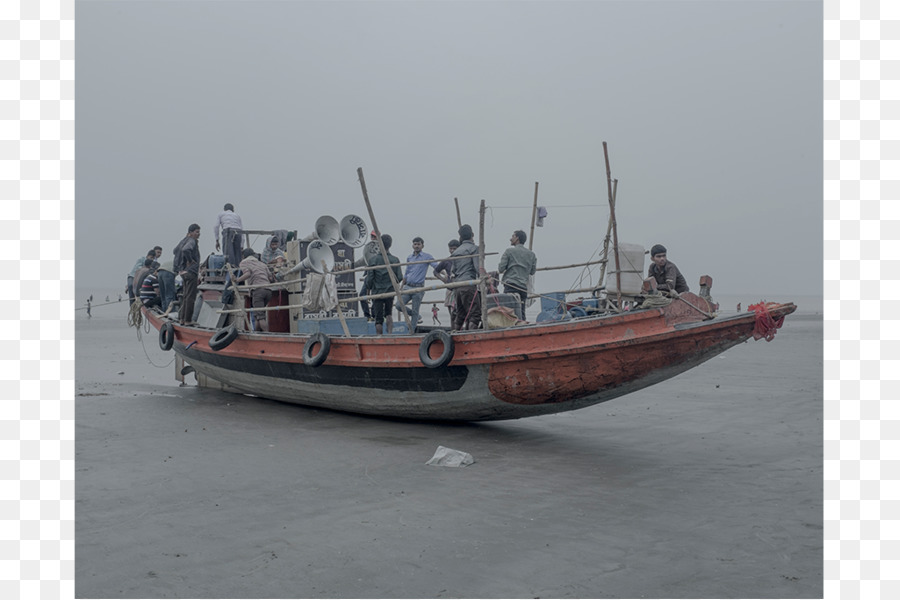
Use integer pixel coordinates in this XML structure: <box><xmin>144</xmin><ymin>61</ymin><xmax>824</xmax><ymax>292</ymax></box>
<box><xmin>646</xmin><ymin>244</ymin><xmax>689</xmax><ymax>295</ymax></box>
<box><xmin>364</xmin><ymin>234</ymin><xmax>403</xmax><ymax>335</ymax></box>
<box><xmin>174</xmin><ymin>224</ymin><xmax>201</xmax><ymax>325</ymax></box>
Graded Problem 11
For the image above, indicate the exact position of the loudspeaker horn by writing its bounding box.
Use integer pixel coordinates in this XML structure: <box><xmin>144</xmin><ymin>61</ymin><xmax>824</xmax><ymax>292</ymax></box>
<box><xmin>339</xmin><ymin>214</ymin><xmax>368</xmax><ymax>248</ymax></box>
<box><xmin>314</xmin><ymin>215</ymin><xmax>341</xmax><ymax>246</ymax></box>
<box><xmin>299</xmin><ymin>240</ymin><xmax>335</xmax><ymax>274</ymax></box>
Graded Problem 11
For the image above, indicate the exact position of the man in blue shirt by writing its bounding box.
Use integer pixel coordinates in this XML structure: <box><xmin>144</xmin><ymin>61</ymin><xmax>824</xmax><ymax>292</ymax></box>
<box><xmin>395</xmin><ymin>236</ymin><xmax>437</xmax><ymax>333</ymax></box>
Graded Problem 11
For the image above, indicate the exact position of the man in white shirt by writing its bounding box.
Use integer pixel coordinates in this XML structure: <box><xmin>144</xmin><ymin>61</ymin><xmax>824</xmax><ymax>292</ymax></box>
<box><xmin>214</xmin><ymin>203</ymin><xmax>244</xmax><ymax>268</ymax></box>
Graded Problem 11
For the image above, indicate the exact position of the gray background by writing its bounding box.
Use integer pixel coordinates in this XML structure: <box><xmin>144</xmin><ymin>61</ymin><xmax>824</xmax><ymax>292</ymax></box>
<box><xmin>75</xmin><ymin>0</ymin><xmax>822</xmax><ymax>297</ymax></box>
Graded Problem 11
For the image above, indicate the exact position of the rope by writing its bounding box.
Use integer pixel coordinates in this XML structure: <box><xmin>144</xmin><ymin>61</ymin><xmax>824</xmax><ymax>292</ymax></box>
<box><xmin>640</xmin><ymin>294</ymin><xmax>673</xmax><ymax>309</ymax></box>
<box><xmin>748</xmin><ymin>301</ymin><xmax>785</xmax><ymax>341</ymax></box>
<box><xmin>126</xmin><ymin>300</ymin><xmax>143</xmax><ymax>328</ymax></box>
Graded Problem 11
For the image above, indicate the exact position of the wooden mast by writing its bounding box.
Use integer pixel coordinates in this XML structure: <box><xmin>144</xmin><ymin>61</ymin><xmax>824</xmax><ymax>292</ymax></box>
<box><xmin>528</xmin><ymin>182</ymin><xmax>538</xmax><ymax>251</ymax></box>
<box><xmin>357</xmin><ymin>167</ymin><xmax>412</xmax><ymax>332</ymax></box>
<box><xmin>603</xmin><ymin>142</ymin><xmax>622</xmax><ymax>308</ymax></box>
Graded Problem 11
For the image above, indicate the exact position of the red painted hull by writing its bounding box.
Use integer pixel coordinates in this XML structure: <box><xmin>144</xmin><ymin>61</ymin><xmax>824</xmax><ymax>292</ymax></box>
<box><xmin>143</xmin><ymin>294</ymin><xmax>796</xmax><ymax>421</ymax></box>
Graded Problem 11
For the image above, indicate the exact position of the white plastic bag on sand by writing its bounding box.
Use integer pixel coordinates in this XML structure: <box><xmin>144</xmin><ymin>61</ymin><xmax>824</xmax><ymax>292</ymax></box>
<box><xmin>426</xmin><ymin>446</ymin><xmax>475</xmax><ymax>467</ymax></box>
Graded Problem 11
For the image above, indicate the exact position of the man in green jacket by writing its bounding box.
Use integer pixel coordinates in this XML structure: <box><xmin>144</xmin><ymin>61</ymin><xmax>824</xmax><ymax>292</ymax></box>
<box><xmin>364</xmin><ymin>234</ymin><xmax>404</xmax><ymax>335</ymax></box>
<box><xmin>497</xmin><ymin>230</ymin><xmax>537</xmax><ymax>320</ymax></box>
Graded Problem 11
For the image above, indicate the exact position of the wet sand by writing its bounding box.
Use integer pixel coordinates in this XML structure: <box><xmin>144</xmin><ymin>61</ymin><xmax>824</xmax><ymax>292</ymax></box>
<box><xmin>75</xmin><ymin>300</ymin><xmax>822</xmax><ymax>599</ymax></box>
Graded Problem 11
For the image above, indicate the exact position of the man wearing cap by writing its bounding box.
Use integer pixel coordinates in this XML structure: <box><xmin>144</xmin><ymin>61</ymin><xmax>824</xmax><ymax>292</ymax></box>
<box><xmin>646</xmin><ymin>244</ymin><xmax>689</xmax><ymax>296</ymax></box>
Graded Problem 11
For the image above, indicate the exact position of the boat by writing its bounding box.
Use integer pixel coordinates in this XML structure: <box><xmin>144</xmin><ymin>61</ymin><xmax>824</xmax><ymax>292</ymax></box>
<box><xmin>136</xmin><ymin>162</ymin><xmax>796</xmax><ymax>421</ymax></box>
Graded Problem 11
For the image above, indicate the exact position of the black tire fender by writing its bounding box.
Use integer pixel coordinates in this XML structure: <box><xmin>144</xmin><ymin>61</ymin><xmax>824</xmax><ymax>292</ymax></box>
<box><xmin>303</xmin><ymin>332</ymin><xmax>331</xmax><ymax>367</ymax></box>
<box><xmin>208</xmin><ymin>325</ymin><xmax>238</xmax><ymax>351</ymax></box>
<box><xmin>419</xmin><ymin>330</ymin><xmax>454</xmax><ymax>368</ymax></box>
<box><xmin>159</xmin><ymin>322</ymin><xmax>175</xmax><ymax>351</ymax></box>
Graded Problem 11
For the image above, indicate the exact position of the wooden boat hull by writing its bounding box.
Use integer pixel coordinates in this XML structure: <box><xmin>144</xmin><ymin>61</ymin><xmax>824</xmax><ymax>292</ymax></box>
<box><xmin>144</xmin><ymin>296</ymin><xmax>795</xmax><ymax>421</ymax></box>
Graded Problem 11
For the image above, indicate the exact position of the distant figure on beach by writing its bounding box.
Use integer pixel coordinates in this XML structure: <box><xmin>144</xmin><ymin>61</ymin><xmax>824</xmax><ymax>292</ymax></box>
<box><xmin>737</xmin><ymin>302</ymin><xmax>741</xmax><ymax>312</ymax></box>
<box><xmin>174</xmin><ymin>223</ymin><xmax>201</xmax><ymax>326</ymax></box>
<box><xmin>365</xmin><ymin>234</ymin><xmax>403</xmax><ymax>335</ymax></box>
<box><xmin>433</xmin><ymin>239</ymin><xmax>460</xmax><ymax>324</ymax></box>
<box><xmin>395</xmin><ymin>236</ymin><xmax>437</xmax><ymax>332</ymax></box>
<box><xmin>126</xmin><ymin>249</ymin><xmax>158</xmax><ymax>302</ymax></box>
<box><xmin>236</xmin><ymin>248</ymin><xmax>274</xmax><ymax>332</ymax></box>
<box><xmin>214</xmin><ymin>203</ymin><xmax>243</xmax><ymax>268</ymax></box>
<box><xmin>645</xmin><ymin>244</ymin><xmax>689</xmax><ymax>296</ymax></box>
<box><xmin>85</xmin><ymin>298</ymin><xmax>91</xmax><ymax>318</ymax></box>
<box><xmin>432</xmin><ymin>304</ymin><xmax>440</xmax><ymax>325</ymax></box>
<box><xmin>105</xmin><ymin>295</ymin><xmax>109</xmax><ymax>302</ymax></box>
<box><xmin>498</xmin><ymin>229</ymin><xmax>537</xmax><ymax>320</ymax></box>
<box><xmin>118</xmin><ymin>294</ymin><xmax>122</xmax><ymax>302</ymax></box>
<box><xmin>450</xmin><ymin>225</ymin><xmax>482</xmax><ymax>331</ymax></box>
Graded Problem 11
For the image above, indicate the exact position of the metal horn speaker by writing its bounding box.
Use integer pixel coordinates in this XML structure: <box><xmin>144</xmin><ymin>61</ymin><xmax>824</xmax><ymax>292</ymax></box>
<box><xmin>299</xmin><ymin>240</ymin><xmax>335</xmax><ymax>274</ymax></box>
<box><xmin>339</xmin><ymin>214</ymin><xmax>368</xmax><ymax>248</ymax></box>
<box><xmin>314</xmin><ymin>215</ymin><xmax>341</xmax><ymax>246</ymax></box>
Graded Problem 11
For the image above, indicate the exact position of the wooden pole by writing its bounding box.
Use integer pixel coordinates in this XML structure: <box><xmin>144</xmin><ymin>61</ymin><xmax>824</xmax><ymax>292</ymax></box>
<box><xmin>598</xmin><ymin>178</ymin><xmax>617</xmax><ymax>286</ymax></box>
<box><xmin>528</xmin><ymin>182</ymin><xmax>539</xmax><ymax>251</ymax></box>
<box><xmin>603</xmin><ymin>142</ymin><xmax>622</xmax><ymax>307</ymax></box>
<box><xmin>322</xmin><ymin>260</ymin><xmax>351</xmax><ymax>337</ymax></box>
<box><xmin>357</xmin><ymin>167</ymin><xmax>412</xmax><ymax>333</ymax></box>
<box><xmin>478</xmin><ymin>199</ymin><xmax>488</xmax><ymax>328</ymax></box>
<box><xmin>454</xmin><ymin>197</ymin><xmax>462</xmax><ymax>229</ymax></box>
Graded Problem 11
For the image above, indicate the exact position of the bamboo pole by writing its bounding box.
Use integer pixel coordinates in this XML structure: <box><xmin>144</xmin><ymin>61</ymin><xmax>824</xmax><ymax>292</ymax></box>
<box><xmin>322</xmin><ymin>260</ymin><xmax>351</xmax><ymax>337</ymax></box>
<box><xmin>454</xmin><ymin>197</ymin><xmax>462</xmax><ymax>229</ymax></box>
<box><xmin>357</xmin><ymin>167</ymin><xmax>412</xmax><ymax>333</ymax></box>
<box><xmin>528</xmin><ymin>182</ymin><xmax>538</xmax><ymax>251</ymax></box>
<box><xmin>603</xmin><ymin>142</ymin><xmax>622</xmax><ymax>308</ymax></box>
<box><xmin>598</xmin><ymin>178</ymin><xmax>617</xmax><ymax>286</ymax></box>
<box><xmin>217</xmin><ymin>277</ymin><xmax>490</xmax><ymax>315</ymax></box>
<box><xmin>478</xmin><ymin>199</ymin><xmax>488</xmax><ymax>328</ymax></box>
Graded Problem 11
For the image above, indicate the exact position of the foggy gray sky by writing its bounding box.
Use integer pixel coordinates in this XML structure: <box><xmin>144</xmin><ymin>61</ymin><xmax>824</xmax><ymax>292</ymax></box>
<box><xmin>76</xmin><ymin>0</ymin><xmax>821</xmax><ymax>298</ymax></box>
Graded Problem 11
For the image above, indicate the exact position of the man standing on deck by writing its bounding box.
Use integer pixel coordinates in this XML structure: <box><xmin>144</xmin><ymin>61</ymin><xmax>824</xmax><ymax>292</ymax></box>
<box><xmin>214</xmin><ymin>203</ymin><xmax>243</xmax><ymax>268</ymax></box>
<box><xmin>433</xmin><ymin>239</ymin><xmax>460</xmax><ymax>324</ymax></box>
<box><xmin>351</xmin><ymin>231</ymin><xmax>380</xmax><ymax>320</ymax></box>
<box><xmin>497</xmin><ymin>230</ymin><xmax>537</xmax><ymax>320</ymax></box>
<box><xmin>450</xmin><ymin>225</ymin><xmax>483</xmax><ymax>331</ymax></box>
<box><xmin>645</xmin><ymin>244</ymin><xmax>689</xmax><ymax>296</ymax></box>
<box><xmin>174</xmin><ymin>224</ymin><xmax>201</xmax><ymax>325</ymax></box>
<box><xmin>365</xmin><ymin>234</ymin><xmax>403</xmax><ymax>335</ymax></box>
<box><xmin>395</xmin><ymin>236</ymin><xmax>437</xmax><ymax>333</ymax></box>
<box><xmin>236</xmin><ymin>248</ymin><xmax>274</xmax><ymax>332</ymax></box>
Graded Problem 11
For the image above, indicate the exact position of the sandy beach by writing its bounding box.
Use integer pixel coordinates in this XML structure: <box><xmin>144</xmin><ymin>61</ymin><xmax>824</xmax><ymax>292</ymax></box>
<box><xmin>75</xmin><ymin>293</ymin><xmax>822</xmax><ymax>599</ymax></box>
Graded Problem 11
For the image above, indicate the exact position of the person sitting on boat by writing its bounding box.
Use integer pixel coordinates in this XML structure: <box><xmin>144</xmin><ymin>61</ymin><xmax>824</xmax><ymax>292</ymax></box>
<box><xmin>646</xmin><ymin>244</ymin><xmax>689</xmax><ymax>296</ymax></box>
<box><xmin>214</xmin><ymin>203</ymin><xmax>243</xmax><ymax>268</ymax></box>
<box><xmin>497</xmin><ymin>230</ymin><xmax>537</xmax><ymax>320</ymax></box>
<box><xmin>235</xmin><ymin>248</ymin><xmax>274</xmax><ymax>332</ymax></box>
<box><xmin>364</xmin><ymin>234</ymin><xmax>403</xmax><ymax>335</ymax></box>
<box><xmin>450</xmin><ymin>225</ymin><xmax>483</xmax><ymax>331</ymax></box>
<box><xmin>261</xmin><ymin>235</ymin><xmax>286</xmax><ymax>266</ymax></box>
<box><xmin>139</xmin><ymin>264</ymin><xmax>162</xmax><ymax>309</ymax></box>
<box><xmin>433</xmin><ymin>239</ymin><xmax>460</xmax><ymax>324</ymax></box>
<box><xmin>395</xmin><ymin>236</ymin><xmax>438</xmax><ymax>332</ymax></box>
<box><xmin>132</xmin><ymin>258</ymin><xmax>159</xmax><ymax>301</ymax></box>
<box><xmin>126</xmin><ymin>248</ymin><xmax>160</xmax><ymax>302</ymax></box>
